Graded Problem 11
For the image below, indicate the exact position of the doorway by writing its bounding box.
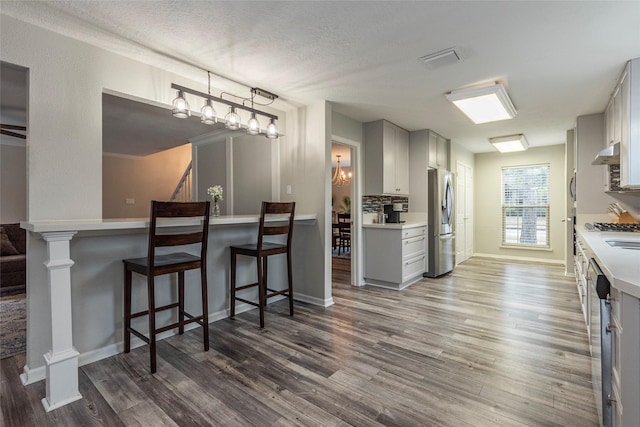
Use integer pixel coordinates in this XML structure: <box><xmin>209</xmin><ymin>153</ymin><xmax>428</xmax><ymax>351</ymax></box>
<box><xmin>455</xmin><ymin>161</ymin><xmax>474</xmax><ymax>264</ymax></box>
<box><xmin>330</xmin><ymin>138</ymin><xmax>362</xmax><ymax>288</ymax></box>
<box><xmin>0</xmin><ymin>61</ymin><xmax>28</xmax><ymax>360</ymax></box>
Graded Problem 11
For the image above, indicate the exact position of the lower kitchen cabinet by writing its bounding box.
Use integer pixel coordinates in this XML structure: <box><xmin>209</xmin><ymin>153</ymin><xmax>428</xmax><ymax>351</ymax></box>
<box><xmin>574</xmin><ymin>231</ymin><xmax>640</xmax><ymax>427</ymax></box>
<box><xmin>363</xmin><ymin>225</ymin><xmax>426</xmax><ymax>290</ymax></box>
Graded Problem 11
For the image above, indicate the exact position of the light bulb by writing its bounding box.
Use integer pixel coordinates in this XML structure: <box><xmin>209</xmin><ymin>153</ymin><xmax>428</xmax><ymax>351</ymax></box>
<box><xmin>265</xmin><ymin>118</ymin><xmax>279</xmax><ymax>139</ymax></box>
<box><xmin>247</xmin><ymin>113</ymin><xmax>260</xmax><ymax>135</ymax></box>
<box><xmin>224</xmin><ymin>107</ymin><xmax>241</xmax><ymax>130</ymax></box>
<box><xmin>171</xmin><ymin>90</ymin><xmax>190</xmax><ymax>118</ymax></box>
<box><xmin>200</xmin><ymin>99</ymin><xmax>217</xmax><ymax>125</ymax></box>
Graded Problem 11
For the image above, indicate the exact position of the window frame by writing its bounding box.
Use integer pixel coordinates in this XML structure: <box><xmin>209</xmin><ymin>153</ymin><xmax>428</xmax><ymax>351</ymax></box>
<box><xmin>501</xmin><ymin>164</ymin><xmax>551</xmax><ymax>249</ymax></box>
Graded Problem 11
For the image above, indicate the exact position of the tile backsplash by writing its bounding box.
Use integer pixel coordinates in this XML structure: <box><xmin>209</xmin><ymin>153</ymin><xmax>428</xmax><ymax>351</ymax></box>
<box><xmin>362</xmin><ymin>195</ymin><xmax>409</xmax><ymax>213</ymax></box>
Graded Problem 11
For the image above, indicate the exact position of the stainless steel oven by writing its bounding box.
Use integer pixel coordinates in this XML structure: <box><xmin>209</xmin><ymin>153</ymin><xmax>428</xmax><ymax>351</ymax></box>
<box><xmin>588</xmin><ymin>257</ymin><xmax>612</xmax><ymax>427</ymax></box>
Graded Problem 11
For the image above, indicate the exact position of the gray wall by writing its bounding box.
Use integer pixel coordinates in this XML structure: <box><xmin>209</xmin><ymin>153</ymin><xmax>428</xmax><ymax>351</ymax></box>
<box><xmin>232</xmin><ymin>134</ymin><xmax>273</xmax><ymax>214</ymax></box>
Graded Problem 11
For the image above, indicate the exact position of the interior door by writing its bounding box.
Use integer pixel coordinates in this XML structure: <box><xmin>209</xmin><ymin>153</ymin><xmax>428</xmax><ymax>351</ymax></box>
<box><xmin>455</xmin><ymin>161</ymin><xmax>474</xmax><ymax>264</ymax></box>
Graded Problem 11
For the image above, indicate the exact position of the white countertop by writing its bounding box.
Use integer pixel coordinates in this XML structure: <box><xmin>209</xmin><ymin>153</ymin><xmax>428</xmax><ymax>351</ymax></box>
<box><xmin>576</xmin><ymin>222</ymin><xmax>640</xmax><ymax>298</ymax></box>
<box><xmin>362</xmin><ymin>221</ymin><xmax>427</xmax><ymax>230</ymax></box>
<box><xmin>21</xmin><ymin>214</ymin><xmax>317</xmax><ymax>233</ymax></box>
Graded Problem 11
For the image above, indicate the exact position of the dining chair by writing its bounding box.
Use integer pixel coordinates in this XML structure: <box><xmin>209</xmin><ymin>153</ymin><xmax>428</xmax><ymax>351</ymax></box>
<box><xmin>123</xmin><ymin>200</ymin><xmax>210</xmax><ymax>373</ymax></box>
<box><xmin>337</xmin><ymin>213</ymin><xmax>351</xmax><ymax>255</ymax></box>
<box><xmin>229</xmin><ymin>201</ymin><xmax>295</xmax><ymax>328</ymax></box>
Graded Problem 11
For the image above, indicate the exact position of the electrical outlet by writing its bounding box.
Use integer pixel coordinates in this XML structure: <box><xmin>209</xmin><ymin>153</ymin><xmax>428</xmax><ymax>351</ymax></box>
<box><xmin>286</xmin><ymin>185</ymin><xmax>292</xmax><ymax>195</ymax></box>
<box><xmin>125</xmin><ymin>198</ymin><xmax>135</xmax><ymax>205</ymax></box>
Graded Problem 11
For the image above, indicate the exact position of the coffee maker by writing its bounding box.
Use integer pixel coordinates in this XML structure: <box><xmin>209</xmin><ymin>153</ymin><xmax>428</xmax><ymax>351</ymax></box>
<box><xmin>383</xmin><ymin>204</ymin><xmax>401</xmax><ymax>223</ymax></box>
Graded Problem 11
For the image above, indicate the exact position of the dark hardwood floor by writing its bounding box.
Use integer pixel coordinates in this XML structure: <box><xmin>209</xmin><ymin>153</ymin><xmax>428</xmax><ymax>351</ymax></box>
<box><xmin>1</xmin><ymin>257</ymin><xmax>598</xmax><ymax>426</ymax></box>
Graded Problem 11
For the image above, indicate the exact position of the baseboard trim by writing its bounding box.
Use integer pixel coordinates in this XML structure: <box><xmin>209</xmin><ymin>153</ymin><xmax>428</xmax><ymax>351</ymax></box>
<box><xmin>472</xmin><ymin>253</ymin><xmax>565</xmax><ymax>265</ymax></box>
<box><xmin>295</xmin><ymin>292</ymin><xmax>334</xmax><ymax>307</ymax></box>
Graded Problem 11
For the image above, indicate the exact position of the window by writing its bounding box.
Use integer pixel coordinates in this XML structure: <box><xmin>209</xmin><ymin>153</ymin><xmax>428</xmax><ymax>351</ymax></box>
<box><xmin>502</xmin><ymin>164</ymin><xmax>550</xmax><ymax>247</ymax></box>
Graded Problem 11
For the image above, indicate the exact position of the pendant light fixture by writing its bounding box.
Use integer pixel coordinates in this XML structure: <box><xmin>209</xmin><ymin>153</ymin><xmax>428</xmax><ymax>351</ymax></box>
<box><xmin>171</xmin><ymin>90</ymin><xmax>191</xmax><ymax>118</ymax></box>
<box><xmin>247</xmin><ymin>112</ymin><xmax>261</xmax><ymax>135</ymax></box>
<box><xmin>200</xmin><ymin>72</ymin><xmax>217</xmax><ymax>125</ymax></box>
<box><xmin>265</xmin><ymin>118</ymin><xmax>279</xmax><ymax>139</ymax></box>
<box><xmin>224</xmin><ymin>107</ymin><xmax>241</xmax><ymax>130</ymax></box>
<box><xmin>170</xmin><ymin>75</ymin><xmax>280</xmax><ymax>138</ymax></box>
<box><xmin>332</xmin><ymin>155</ymin><xmax>352</xmax><ymax>187</ymax></box>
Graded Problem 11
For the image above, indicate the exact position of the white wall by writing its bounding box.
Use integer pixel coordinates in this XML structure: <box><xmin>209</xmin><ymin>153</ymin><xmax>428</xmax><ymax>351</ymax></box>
<box><xmin>474</xmin><ymin>144</ymin><xmax>566</xmax><ymax>262</ymax></box>
<box><xmin>1</xmin><ymin>14</ymin><xmax>329</xmax><ymax>373</ymax></box>
<box><xmin>0</xmin><ymin>144</ymin><xmax>27</xmax><ymax>223</ymax></box>
<box><xmin>102</xmin><ymin>144</ymin><xmax>192</xmax><ymax>218</ymax></box>
<box><xmin>332</xmin><ymin>110</ymin><xmax>363</xmax><ymax>143</ymax></box>
<box><xmin>450</xmin><ymin>141</ymin><xmax>474</xmax><ymax>170</ymax></box>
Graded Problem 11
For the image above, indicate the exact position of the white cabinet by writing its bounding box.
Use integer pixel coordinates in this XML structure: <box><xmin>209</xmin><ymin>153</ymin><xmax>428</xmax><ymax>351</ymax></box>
<box><xmin>574</xmin><ymin>235</ymin><xmax>590</xmax><ymax>328</ymax></box>
<box><xmin>428</xmin><ymin>131</ymin><xmax>449</xmax><ymax>169</ymax></box>
<box><xmin>409</xmin><ymin>129</ymin><xmax>451</xmax><ymax>214</ymax></box>
<box><xmin>363</xmin><ymin>225</ymin><xmax>426</xmax><ymax>289</ymax></box>
<box><xmin>609</xmin><ymin>288</ymin><xmax>640</xmax><ymax>427</ymax></box>
<box><xmin>364</xmin><ymin>120</ymin><xmax>410</xmax><ymax>195</ymax></box>
<box><xmin>605</xmin><ymin>58</ymin><xmax>640</xmax><ymax>188</ymax></box>
<box><xmin>573</xmin><ymin>234</ymin><xmax>640</xmax><ymax>427</ymax></box>
<box><xmin>620</xmin><ymin>59</ymin><xmax>640</xmax><ymax>187</ymax></box>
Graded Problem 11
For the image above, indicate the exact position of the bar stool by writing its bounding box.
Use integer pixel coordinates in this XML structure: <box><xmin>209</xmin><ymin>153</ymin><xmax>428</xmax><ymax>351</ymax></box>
<box><xmin>123</xmin><ymin>200</ymin><xmax>210</xmax><ymax>373</ymax></box>
<box><xmin>230</xmin><ymin>201</ymin><xmax>295</xmax><ymax>328</ymax></box>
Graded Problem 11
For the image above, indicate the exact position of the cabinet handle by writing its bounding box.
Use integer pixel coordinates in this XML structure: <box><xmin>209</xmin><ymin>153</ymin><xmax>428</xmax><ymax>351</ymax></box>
<box><xmin>404</xmin><ymin>256</ymin><xmax>425</xmax><ymax>266</ymax></box>
<box><xmin>607</xmin><ymin>394</ymin><xmax>616</xmax><ymax>406</ymax></box>
<box><xmin>607</xmin><ymin>322</ymin><xmax>617</xmax><ymax>332</ymax></box>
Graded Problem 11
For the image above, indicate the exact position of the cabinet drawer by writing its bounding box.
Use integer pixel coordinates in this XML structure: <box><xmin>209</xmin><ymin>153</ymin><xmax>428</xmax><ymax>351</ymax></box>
<box><xmin>402</xmin><ymin>226</ymin><xmax>426</xmax><ymax>240</ymax></box>
<box><xmin>402</xmin><ymin>254</ymin><xmax>425</xmax><ymax>282</ymax></box>
<box><xmin>403</xmin><ymin>235</ymin><xmax>425</xmax><ymax>259</ymax></box>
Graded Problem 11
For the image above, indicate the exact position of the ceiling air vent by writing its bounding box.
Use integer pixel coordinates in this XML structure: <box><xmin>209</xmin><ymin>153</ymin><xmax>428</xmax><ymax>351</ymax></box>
<box><xmin>420</xmin><ymin>48</ymin><xmax>461</xmax><ymax>69</ymax></box>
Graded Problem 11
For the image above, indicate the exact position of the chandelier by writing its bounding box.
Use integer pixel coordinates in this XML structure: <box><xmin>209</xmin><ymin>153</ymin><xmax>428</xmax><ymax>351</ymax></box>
<box><xmin>332</xmin><ymin>155</ymin><xmax>352</xmax><ymax>187</ymax></box>
<box><xmin>171</xmin><ymin>71</ymin><xmax>279</xmax><ymax>139</ymax></box>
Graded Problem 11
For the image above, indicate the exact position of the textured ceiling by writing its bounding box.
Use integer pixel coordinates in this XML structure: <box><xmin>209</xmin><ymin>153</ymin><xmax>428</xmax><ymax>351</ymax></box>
<box><xmin>2</xmin><ymin>1</ymin><xmax>640</xmax><ymax>154</ymax></box>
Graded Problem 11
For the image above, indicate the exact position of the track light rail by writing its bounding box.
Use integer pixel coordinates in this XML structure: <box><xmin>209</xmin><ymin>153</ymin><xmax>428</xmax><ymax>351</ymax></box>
<box><xmin>171</xmin><ymin>83</ymin><xmax>278</xmax><ymax>120</ymax></box>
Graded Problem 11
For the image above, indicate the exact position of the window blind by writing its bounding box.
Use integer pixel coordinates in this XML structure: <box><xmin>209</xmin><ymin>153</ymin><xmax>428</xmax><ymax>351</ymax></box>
<box><xmin>501</xmin><ymin>164</ymin><xmax>550</xmax><ymax>247</ymax></box>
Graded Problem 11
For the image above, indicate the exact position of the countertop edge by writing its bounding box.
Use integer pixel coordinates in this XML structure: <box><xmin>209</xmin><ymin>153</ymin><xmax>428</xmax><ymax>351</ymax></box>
<box><xmin>575</xmin><ymin>224</ymin><xmax>640</xmax><ymax>298</ymax></box>
<box><xmin>21</xmin><ymin>214</ymin><xmax>317</xmax><ymax>233</ymax></box>
<box><xmin>362</xmin><ymin>222</ymin><xmax>427</xmax><ymax>230</ymax></box>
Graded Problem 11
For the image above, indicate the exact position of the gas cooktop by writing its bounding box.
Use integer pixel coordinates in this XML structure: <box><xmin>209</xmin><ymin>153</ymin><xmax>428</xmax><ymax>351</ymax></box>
<box><xmin>585</xmin><ymin>222</ymin><xmax>640</xmax><ymax>232</ymax></box>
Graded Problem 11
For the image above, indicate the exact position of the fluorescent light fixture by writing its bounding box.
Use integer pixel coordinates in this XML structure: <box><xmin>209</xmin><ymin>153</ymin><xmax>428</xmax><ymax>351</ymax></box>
<box><xmin>445</xmin><ymin>83</ymin><xmax>517</xmax><ymax>124</ymax></box>
<box><xmin>489</xmin><ymin>134</ymin><xmax>529</xmax><ymax>153</ymax></box>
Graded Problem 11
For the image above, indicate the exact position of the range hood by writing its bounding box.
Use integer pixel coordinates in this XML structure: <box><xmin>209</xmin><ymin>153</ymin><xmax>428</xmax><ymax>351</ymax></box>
<box><xmin>592</xmin><ymin>142</ymin><xmax>620</xmax><ymax>165</ymax></box>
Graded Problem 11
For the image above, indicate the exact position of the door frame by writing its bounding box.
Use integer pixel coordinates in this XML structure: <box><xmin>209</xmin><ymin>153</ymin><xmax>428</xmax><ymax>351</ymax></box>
<box><xmin>330</xmin><ymin>135</ymin><xmax>363</xmax><ymax>287</ymax></box>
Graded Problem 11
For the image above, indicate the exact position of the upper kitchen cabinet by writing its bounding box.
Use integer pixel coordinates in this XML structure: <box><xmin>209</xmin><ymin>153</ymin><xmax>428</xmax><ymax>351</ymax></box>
<box><xmin>364</xmin><ymin>120</ymin><xmax>409</xmax><ymax>195</ymax></box>
<box><xmin>428</xmin><ymin>130</ymin><xmax>450</xmax><ymax>169</ymax></box>
<box><xmin>605</xmin><ymin>58</ymin><xmax>640</xmax><ymax>188</ymax></box>
<box><xmin>409</xmin><ymin>129</ymin><xmax>450</xmax><ymax>213</ymax></box>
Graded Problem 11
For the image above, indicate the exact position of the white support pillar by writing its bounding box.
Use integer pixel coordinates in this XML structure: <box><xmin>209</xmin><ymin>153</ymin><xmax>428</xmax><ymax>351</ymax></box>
<box><xmin>40</xmin><ymin>231</ymin><xmax>82</xmax><ymax>412</ymax></box>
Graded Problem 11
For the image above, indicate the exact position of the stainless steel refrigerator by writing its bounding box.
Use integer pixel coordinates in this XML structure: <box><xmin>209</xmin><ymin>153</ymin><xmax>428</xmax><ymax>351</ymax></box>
<box><xmin>425</xmin><ymin>169</ymin><xmax>455</xmax><ymax>277</ymax></box>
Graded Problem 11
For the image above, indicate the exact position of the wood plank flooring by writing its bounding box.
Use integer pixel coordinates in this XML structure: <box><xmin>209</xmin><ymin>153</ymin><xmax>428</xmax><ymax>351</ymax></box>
<box><xmin>1</xmin><ymin>257</ymin><xmax>598</xmax><ymax>426</ymax></box>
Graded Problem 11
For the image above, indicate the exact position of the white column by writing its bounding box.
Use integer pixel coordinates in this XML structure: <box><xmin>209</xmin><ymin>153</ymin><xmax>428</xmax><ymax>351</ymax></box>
<box><xmin>40</xmin><ymin>231</ymin><xmax>82</xmax><ymax>412</ymax></box>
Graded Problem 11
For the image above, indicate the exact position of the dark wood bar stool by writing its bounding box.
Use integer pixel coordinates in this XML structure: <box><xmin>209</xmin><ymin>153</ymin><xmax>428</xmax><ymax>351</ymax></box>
<box><xmin>123</xmin><ymin>200</ymin><xmax>210</xmax><ymax>373</ymax></box>
<box><xmin>230</xmin><ymin>201</ymin><xmax>295</xmax><ymax>328</ymax></box>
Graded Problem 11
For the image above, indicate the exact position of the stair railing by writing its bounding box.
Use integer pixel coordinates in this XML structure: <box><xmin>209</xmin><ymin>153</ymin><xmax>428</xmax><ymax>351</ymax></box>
<box><xmin>169</xmin><ymin>161</ymin><xmax>192</xmax><ymax>202</ymax></box>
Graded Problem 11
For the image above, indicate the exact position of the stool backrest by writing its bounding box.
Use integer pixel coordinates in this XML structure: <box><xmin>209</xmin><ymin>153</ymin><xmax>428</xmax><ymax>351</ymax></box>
<box><xmin>148</xmin><ymin>201</ymin><xmax>211</xmax><ymax>265</ymax></box>
<box><xmin>257</xmin><ymin>201</ymin><xmax>296</xmax><ymax>250</ymax></box>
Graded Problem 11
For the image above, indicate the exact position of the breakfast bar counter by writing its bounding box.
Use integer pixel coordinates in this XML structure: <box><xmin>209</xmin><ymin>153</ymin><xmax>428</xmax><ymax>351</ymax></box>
<box><xmin>20</xmin><ymin>213</ymin><xmax>316</xmax><ymax>411</ymax></box>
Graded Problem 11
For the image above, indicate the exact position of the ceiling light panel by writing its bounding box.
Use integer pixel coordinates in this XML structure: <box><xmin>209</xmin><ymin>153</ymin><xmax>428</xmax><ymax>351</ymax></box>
<box><xmin>445</xmin><ymin>83</ymin><xmax>516</xmax><ymax>124</ymax></box>
<box><xmin>489</xmin><ymin>134</ymin><xmax>528</xmax><ymax>153</ymax></box>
